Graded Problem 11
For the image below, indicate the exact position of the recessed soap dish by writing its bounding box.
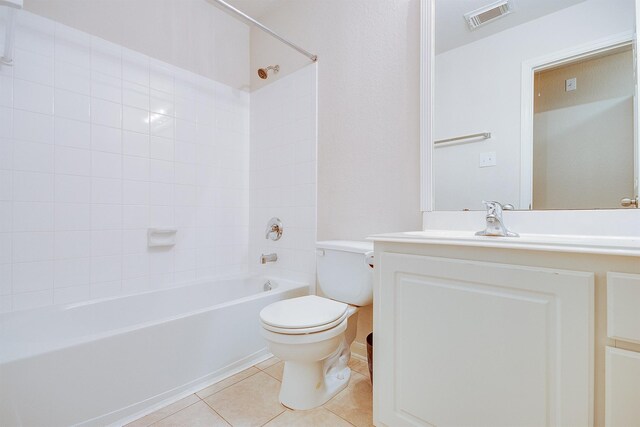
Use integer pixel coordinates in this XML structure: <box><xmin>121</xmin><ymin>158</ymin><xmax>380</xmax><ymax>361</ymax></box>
<box><xmin>147</xmin><ymin>228</ymin><xmax>177</xmax><ymax>247</ymax></box>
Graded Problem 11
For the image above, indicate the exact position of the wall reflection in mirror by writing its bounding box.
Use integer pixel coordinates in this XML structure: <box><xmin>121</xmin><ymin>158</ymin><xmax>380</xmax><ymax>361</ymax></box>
<box><xmin>432</xmin><ymin>0</ymin><xmax>639</xmax><ymax>211</ymax></box>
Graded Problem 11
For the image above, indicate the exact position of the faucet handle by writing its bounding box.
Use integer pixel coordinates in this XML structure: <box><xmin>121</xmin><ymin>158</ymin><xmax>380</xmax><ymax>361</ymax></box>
<box><xmin>481</xmin><ymin>200</ymin><xmax>502</xmax><ymax>216</ymax></box>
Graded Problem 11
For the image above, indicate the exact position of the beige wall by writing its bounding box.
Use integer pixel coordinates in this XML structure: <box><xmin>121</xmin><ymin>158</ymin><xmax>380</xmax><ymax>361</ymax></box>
<box><xmin>533</xmin><ymin>48</ymin><xmax>635</xmax><ymax>209</ymax></box>
<box><xmin>250</xmin><ymin>0</ymin><xmax>422</xmax><ymax>356</ymax></box>
<box><xmin>23</xmin><ymin>0</ymin><xmax>250</xmax><ymax>89</ymax></box>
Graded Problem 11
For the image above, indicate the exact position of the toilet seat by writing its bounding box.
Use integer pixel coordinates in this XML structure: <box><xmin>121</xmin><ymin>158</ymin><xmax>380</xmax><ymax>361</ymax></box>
<box><xmin>260</xmin><ymin>295</ymin><xmax>348</xmax><ymax>335</ymax></box>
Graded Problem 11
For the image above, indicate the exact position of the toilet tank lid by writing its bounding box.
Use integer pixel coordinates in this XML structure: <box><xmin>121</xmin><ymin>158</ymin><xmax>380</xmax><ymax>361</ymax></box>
<box><xmin>316</xmin><ymin>240</ymin><xmax>373</xmax><ymax>254</ymax></box>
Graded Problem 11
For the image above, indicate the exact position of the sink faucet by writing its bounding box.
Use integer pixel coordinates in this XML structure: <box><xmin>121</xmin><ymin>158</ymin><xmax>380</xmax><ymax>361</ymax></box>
<box><xmin>260</xmin><ymin>253</ymin><xmax>278</xmax><ymax>264</ymax></box>
<box><xmin>475</xmin><ymin>201</ymin><xmax>519</xmax><ymax>237</ymax></box>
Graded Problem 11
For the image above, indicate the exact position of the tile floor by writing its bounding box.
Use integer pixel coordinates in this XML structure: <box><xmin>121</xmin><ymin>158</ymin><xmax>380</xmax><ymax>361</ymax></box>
<box><xmin>126</xmin><ymin>357</ymin><xmax>373</xmax><ymax>427</ymax></box>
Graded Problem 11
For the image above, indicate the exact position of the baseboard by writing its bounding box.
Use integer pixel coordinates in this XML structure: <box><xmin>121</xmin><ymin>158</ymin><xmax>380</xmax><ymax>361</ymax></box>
<box><xmin>351</xmin><ymin>341</ymin><xmax>367</xmax><ymax>360</ymax></box>
<box><xmin>93</xmin><ymin>349</ymin><xmax>273</xmax><ymax>427</ymax></box>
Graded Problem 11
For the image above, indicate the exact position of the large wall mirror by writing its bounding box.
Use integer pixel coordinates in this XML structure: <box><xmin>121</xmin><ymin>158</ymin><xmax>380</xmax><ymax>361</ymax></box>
<box><xmin>427</xmin><ymin>0</ymin><xmax>639</xmax><ymax>211</ymax></box>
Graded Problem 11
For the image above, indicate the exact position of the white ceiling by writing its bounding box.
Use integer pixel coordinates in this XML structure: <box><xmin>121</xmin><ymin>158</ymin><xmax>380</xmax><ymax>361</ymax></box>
<box><xmin>220</xmin><ymin>0</ymin><xmax>283</xmax><ymax>19</ymax></box>
<box><xmin>436</xmin><ymin>0</ymin><xmax>587</xmax><ymax>54</ymax></box>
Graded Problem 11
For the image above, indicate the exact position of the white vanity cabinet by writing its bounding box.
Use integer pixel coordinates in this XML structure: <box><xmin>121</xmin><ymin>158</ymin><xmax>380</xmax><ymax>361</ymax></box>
<box><xmin>372</xmin><ymin>233</ymin><xmax>640</xmax><ymax>427</ymax></box>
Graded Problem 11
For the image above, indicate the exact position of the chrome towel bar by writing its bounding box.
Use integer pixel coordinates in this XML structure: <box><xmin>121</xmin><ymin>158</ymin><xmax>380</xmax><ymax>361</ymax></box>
<box><xmin>434</xmin><ymin>132</ymin><xmax>491</xmax><ymax>145</ymax></box>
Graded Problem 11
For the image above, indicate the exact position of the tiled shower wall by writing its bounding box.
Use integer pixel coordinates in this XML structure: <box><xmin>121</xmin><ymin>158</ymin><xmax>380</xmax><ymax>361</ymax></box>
<box><xmin>249</xmin><ymin>65</ymin><xmax>317</xmax><ymax>285</ymax></box>
<box><xmin>0</xmin><ymin>11</ymin><xmax>250</xmax><ymax>311</ymax></box>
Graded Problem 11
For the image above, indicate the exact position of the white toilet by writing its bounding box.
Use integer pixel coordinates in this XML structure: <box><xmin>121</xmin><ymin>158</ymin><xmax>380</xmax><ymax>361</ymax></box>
<box><xmin>259</xmin><ymin>240</ymin><xmax>374</xmax><ymax>410</ymax></box>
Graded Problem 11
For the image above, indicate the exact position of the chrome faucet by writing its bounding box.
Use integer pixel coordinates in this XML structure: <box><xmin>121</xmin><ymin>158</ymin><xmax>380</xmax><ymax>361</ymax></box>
<box><xmin>475</xmin><ymin>201</ymin><xmax>519</xmax><ymax>237</ymax></box>
<box><xmin>260</xmin><ymin>253</ymin><xmax>278</xmax><ymax>264</ymax></box>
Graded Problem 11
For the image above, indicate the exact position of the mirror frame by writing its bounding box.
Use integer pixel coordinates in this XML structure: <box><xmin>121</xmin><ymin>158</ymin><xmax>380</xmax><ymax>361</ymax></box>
<box><xmin>420</xmin><ymin>0</ymin><xmax>640</xmax><ymax>213</ymax></box>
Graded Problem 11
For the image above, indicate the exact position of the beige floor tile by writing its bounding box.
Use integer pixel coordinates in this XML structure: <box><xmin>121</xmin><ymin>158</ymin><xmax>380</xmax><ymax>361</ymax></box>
<box><xmin>324</xmin><ymin>372</ymin><xmax>373</xmax><ymax>427</ymax></box>
<box><xmin>196</xmin><ymin>367</ymin><xmax>260</xmax><ymax>399</ymax></box>
<box><xmin>126</xmin><ymin>394</ymin><xmax>200</xmax><ymax>427</ymax></box>
<box><xmin>204</xmin><ymin>371</ymin><xmax>286</xmax><ymax>427</ymax></box>
<box><xmin>255</xmin><ymin>356</ymin><xmax>281</xmax><ymax>370</ymax></box>
<box><xmin>152</xmin><ymin>401</ymin><xmax>230</xmax><ymax>427</ymax></box>
<box><xmin>348</xmin><ymin>357</ymin><xmax>371</xmax><ymax>379</ymax></box>
<box><xmin>264</xmin><ymin>407</ymin><xmax>354</xmax><ymax>427</ymax></box>
<box><xmin>263</xmin><ymin>361</ymin><xmax>284</xmax><ymax>381</ymax></box>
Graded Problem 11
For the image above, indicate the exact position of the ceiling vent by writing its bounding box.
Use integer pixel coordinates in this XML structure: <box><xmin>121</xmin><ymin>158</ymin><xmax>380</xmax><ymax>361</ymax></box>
<box><xmin>464</xmin><ymin>0</ymin><xmax>513</xmax><ymax>30</ymax></box>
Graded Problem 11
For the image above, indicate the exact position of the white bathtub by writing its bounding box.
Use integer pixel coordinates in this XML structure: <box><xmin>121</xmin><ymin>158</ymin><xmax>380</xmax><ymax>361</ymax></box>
<box><xmin>0</xmin><ymin>275</ymin><xmax>308</xmax><ymax>427</ymax></box>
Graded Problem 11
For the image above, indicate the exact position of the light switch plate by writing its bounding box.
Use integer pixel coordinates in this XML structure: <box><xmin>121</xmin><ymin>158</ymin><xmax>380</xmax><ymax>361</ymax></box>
<box><xmin>566</xmin><ymin>77</ymin><xmax>577</xmax><ymax>91</ymax></box>
<box><xmin>479</xmin><ymin>151</ymin><xmax>497</xmax><ymax>168</ymax></box>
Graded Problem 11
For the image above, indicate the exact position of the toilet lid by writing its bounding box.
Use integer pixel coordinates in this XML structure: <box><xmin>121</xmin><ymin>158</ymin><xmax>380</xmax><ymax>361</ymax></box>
<box><xmin>260</xmin><ymin>295</ymin><xmax>348</xmax><ymax>331</ymax></box>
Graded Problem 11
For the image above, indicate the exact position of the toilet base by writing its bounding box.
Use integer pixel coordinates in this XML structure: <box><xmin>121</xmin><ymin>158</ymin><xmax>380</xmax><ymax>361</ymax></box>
<box><xmin>280</xmin><ymin>360</ymin><xmax>351</xmax><ymax>410</ymax></box>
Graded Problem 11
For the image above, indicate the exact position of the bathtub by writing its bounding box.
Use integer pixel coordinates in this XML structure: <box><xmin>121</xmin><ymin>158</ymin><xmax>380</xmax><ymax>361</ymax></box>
<box><xmin>0</xmin><ymin>275</ymin><xmax>308</xmax><ymax>427</ymax></box>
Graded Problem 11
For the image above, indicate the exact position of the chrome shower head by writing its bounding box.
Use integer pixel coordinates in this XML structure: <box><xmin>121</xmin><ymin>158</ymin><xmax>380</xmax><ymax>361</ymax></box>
<box><xmin>257</xmin><ymin>65</ymin><xmax>279</xmax><ymax>80</ymax></box>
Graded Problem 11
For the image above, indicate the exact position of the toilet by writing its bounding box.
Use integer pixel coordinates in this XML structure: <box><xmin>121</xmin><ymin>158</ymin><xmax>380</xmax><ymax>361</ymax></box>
<box><xmin>259</xmin><ymin>240</ymin><xmax>374</xmax><ymax>410</ymax></box>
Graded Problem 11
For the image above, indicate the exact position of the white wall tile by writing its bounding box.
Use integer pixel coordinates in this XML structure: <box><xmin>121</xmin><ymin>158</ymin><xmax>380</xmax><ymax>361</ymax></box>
<box><xmin>55</xmin><ymin>117</ymin><xmax>90</xmax><ymax>149</ymax></box>
<box><xmin>4</xmin><ymin>10</ymin><xmax>256</xmax><ymax>311</ymax></box>
<box><xmin>91</xmin><ymin>177</ymin><xmax>122</xmax><ymax>204</ymax></box>
<box><xmin>55</xmin><ymin>60</ymin><xmax>91</xmax><ymax>95</ymax></box>
<box><xmin>55</xmin><ymin>146</ymin><xmax>91</xmax><ymax>176</ymax></box>
<box><xmin>13</xmin><ymin>49</ymin><xmax>54</xmax><ymax>86</ymax></box>
<box><xmin>0</xmin><ymin>107</ymin><xmax>12</xmax><ymax>138</ymax></box>
<box><xmin>14</xmin><ymin>79</ymin><xmax>54</xmax><ymax>115</ymax></box>
<box><xmin>122</xmin><ymin>180</ymin><xmax>148</xmax><ymax>205</ymax></box>
<box><xmin>55</xmin><ymin>175</ymin><xmax>90</xmax><ymax>203</ymax></box>
<box><xmin>54</xmin><ymin>257</ymin><xmax>91</xmax><ymax>288</ymax></box>
<box><xmin>12</xmin><ymin>105</ymin><xmax>46</xmax><ymax>142</ymax></box>
<box><xmin>91</xmin><ymin>98</ymin><xmax>121</xmax><ymax>128</ymax></box>
<box><xmin>13</xmin><ymin>141</ymin><xmax>54</xmax><ymax>173</ymax></box>
<box><xmin>0</xmin><ymin>201</ymin><xmax>11</xmax><ymax>233</ymax></box>
<box><xmin>0</xmin><ymin>75</ymin><xmax>12</xmax><ymax>107</ymax></box>
<box><xmin>150</xmin><ymin>136</ymin><xmax>173</xmax><ymax>161</ymax></box>
<box><xmin>54</xmin><ymin>230</ymin><xmax>90</xmax><ymax>259</ymax></box>
<box><xmin>91</xmin><ymin>71</ymin><xmax>121</xmax><ymax>103</ymax></box>
<box><xmin>91</xmin><ymin>204</ymin><xmax>121</xmax><ymax>230</ymax></box>
<box><xmin>91</xmin><ymin>124</ymin><xmax>121</xmax><ymax>153</ymax></box>
<box><xmin>123</xmin><ymin>81</ymin><xmax>149</xmax><ymax>110</ymax></box>
<box><xmin>122</xmin><ymin>252</ymin><xmax>148</xmax><ymax>279</ymax></box>
<box><xmin>13</xmin><ymin>260</ymin><xmax>53</xmax><ymax>293</ymax></box>
<box><xmin>123</xmin><ymin>106</ymin><xmax>149</xmax><ymax>134</ymax></box>
<box><xmin>55</xmin><ymin>88</ymin><xmax>90</xmax><ymax>122</ymax></box>
<box><xmin>13</xmin><ymin>202</ymin><xmax>54</xmax><ymax>231</ymax></box>
<box><xmin>123</xmin><ymin>156</ymin><xmax>148</xmax><ymax>181</ymax></box>
<box><xmin>13</xmin><ymin>232</ymin><xmax>54</xmax><ymax>262</ymax></box>
<box><xmin>91</xmin><ymin>255</ymin><xmax>121</xmax><ymax>283</ymax></box>
<box><xmin>123</xmin><ymin>130</ymin><xmax>149</xmax><ymax>157</ymax></box>
<box><xmin>54</xmin><ymin>203</ymin><xmax>90</xmax><ymax>231</ymax></box>
<box><xmin>13</xmin><ymin>171</ymin><xmax>54</xmax><ymax>202</ymax></box>
<box><xmin>91</xmin><ymin>151</ymin><xmax>122</xmax><ymax>179</ymax></box>
<box><xmin>12</xmin><ymin>289</ymin><xmax>53</xmax><ymax>310</ymax></box>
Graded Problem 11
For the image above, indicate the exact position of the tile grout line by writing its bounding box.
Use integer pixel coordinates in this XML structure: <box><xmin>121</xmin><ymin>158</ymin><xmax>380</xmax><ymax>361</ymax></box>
<box><xmin>322</xmin><ymin>405</ymin><xmax>360</xmax><ymax>427</ymax></box>
<box><xmin>195</xmin><ymin>366</ymin><xmax>262</xmax><ymax>400</ymax></box>
<box><xmin>142</xmin><ymin>397</ymin><xmax>201</xmax><ymax>427</ymax></box>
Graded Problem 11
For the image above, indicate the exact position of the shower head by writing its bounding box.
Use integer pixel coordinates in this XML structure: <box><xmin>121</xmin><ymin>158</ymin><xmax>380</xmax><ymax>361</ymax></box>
<box><xmin>257</xmin><ymin>65</ymin><xmax>279</xmax><ymax>80</ymax></box>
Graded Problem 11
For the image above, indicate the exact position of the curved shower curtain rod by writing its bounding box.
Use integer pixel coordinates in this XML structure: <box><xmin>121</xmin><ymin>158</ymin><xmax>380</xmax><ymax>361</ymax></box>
<box><xmin>211</xmin><ymin>0</ymin><xmax>318</xmax><ymax>62</ymax></box>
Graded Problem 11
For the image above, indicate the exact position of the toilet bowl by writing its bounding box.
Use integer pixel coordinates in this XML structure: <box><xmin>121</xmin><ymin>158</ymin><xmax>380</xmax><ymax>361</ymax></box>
<box><xmin>259</xmin><ymin>241</ymin><xmax>373</xmax><ymax>410</ymax></box>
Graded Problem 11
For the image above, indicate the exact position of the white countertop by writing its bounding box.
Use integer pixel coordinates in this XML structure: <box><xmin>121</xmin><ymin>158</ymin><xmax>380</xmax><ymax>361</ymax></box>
<box><xmin>369</xmin><ymin>230</ymin><xmax>640</xmax><ymax>257</ymax></box>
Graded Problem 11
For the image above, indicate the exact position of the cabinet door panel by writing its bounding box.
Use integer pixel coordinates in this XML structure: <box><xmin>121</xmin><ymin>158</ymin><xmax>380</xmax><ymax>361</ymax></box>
<box><xmin>605</xmin><ymin>347</ymin><xmax>640</xmax><ymax>427</ymax></box>
<box><xmin>374</xmin><ymin>253</ymin><xmax>594</xmax><ymax>427</ymax></box>
<box><xmin>607</xmin><ymin>272</ymin><xmax>640</xmax><ymax>343</ymax></box>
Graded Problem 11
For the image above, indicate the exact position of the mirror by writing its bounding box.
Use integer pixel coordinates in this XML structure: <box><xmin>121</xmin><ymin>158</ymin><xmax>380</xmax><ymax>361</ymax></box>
<box><xmin>431</xmin><ymin>0</ymin><xmax>639</xmax><ymax>211</ymax></box>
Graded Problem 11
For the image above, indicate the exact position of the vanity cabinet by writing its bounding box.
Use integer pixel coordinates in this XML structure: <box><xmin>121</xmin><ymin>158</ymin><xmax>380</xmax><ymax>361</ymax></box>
<box><xmin>372</xmin><ymin>234</ymin><xmax>640</xmax><ymax>427</ymax></box>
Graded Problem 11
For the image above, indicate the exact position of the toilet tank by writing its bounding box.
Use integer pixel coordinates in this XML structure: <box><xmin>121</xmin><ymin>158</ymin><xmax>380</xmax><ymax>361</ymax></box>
<box><xmin>316</xmin><ymin>240</ymin><xmax>374</xmax><ymax>306</ymax></box>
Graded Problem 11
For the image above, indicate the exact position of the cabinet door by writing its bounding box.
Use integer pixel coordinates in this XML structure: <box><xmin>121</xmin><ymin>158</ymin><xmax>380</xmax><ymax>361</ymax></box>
<box><xmin>605</xmin><ymin>347</ymin><xmax>640</xmax><ymax>427</ymax></box>
<box><xmin>607</xmin><ymin>272</ymin><xmax>640</xmax><ymax>343</ymax></box>
<box><xmin>374</xmin><ymin>253</ymin><xmax>594</xmax><ymax>427</ymax></box>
